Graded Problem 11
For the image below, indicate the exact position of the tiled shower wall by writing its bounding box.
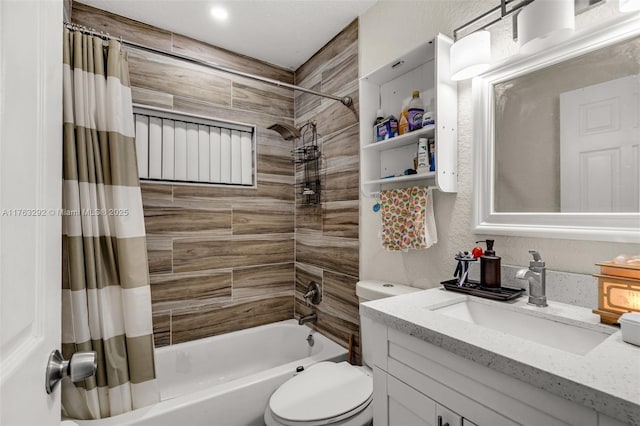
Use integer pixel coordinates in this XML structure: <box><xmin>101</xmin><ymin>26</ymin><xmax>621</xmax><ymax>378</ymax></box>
<box><xmin>72</xmin><ymin>3</ymin><xmax>297</xmax><ymax>346</ymax></box>
<box><xmin>293</xmin><ymin>21</ymin><xmax>361</xmax><ymax>361</ymax></box>
<box><xmin>72</xmin><ymin>4</ymin><xmax>360</xmax><ymax>354</ymax></box>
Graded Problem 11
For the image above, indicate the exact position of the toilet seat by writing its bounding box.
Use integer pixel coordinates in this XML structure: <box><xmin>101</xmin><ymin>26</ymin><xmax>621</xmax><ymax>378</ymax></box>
<box><xmin>267</xmin><ymin>361</ymin><xmax>372</xmax><ymax>426</ymax></box>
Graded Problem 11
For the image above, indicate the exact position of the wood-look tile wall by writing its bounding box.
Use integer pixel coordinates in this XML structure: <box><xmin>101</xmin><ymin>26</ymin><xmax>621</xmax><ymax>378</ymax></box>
<box><xmin>293</xmin><ymin>20</ymin><xmax>361</xmax><ymax>362</ymax></box>
<box><xmin>72</xmin><ymin>3</ymin><xmax>296</xmax><ymax>347</ymax></box>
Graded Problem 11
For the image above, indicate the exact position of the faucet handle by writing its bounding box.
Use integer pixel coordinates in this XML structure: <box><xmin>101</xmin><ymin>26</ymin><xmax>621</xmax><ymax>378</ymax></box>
<box><xmin>528</xmin><ymin>250</ymin><xmax>545</xmax><ymax>267</ymax></box>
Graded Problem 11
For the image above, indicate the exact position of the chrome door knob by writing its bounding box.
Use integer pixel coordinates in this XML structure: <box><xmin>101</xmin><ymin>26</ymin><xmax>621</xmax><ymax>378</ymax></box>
<box><xmin>45</xmin><ymin>349</ymin><xmax>97</xmax><ymax>394</ymax></box>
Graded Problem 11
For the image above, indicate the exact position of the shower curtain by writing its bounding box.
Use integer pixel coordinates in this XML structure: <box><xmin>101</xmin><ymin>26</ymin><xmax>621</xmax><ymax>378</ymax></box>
<box><xmin>61</xmin><ymin>29</ymin><xmax>159</xmax><ymax>419</ymax></box>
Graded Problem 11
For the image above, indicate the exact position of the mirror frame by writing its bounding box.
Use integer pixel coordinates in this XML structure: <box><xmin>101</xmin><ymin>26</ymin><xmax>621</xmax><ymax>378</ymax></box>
<box><xmin>472</xmin><ymin>13</ymin><xmax>640</xmax><ymax>243</ymax></box>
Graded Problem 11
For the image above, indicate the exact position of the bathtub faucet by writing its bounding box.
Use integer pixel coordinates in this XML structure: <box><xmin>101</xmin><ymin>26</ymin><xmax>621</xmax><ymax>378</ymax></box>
<box><xmin>298</xmin><ymin>313</ymin><xmax>317</xmax><ymax>326</ymax></box>
<box><xmin>303</xmin><ymin>281</ymin><xmax>321</xmax><ymax>305</ymax></box>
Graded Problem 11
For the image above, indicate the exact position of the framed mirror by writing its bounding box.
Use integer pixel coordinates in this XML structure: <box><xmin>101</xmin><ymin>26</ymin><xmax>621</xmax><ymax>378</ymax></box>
<box><xmin>473</xmin><ymin>14</ymin><xmax>640</xmax><ymax>243</ymax></box>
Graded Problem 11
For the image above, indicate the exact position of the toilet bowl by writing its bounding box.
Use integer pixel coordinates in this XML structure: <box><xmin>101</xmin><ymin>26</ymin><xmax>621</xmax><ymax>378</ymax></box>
<box><xmin>264</xmin><ymin>280</ymin><xmax>420</xmax><ymax>426</ymax></box>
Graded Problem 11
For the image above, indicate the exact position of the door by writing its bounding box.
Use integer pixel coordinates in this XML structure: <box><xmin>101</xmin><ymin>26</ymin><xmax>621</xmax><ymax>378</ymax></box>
<box><xmin>0</xmin><ymin>1</ymin><xmax>63</xmax><ymax>425</ymax></box>
<box><xmin>560</xmin><ymin>75</ymin><xmax>640</xmax><ymax>212</ymax></box>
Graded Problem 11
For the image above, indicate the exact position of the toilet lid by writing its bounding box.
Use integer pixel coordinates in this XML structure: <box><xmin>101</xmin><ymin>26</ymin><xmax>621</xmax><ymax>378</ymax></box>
<box><xmin>269</xmin><ymin>361</ymin><xmax>372</xmax><ymax>424</ymax></box>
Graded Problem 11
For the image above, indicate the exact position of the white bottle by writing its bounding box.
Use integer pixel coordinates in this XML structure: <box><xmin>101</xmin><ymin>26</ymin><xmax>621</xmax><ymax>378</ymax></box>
<box><xmin>417</xmin><ymin>138</ymin><xmax>430</xmax><ymax>174</ymax></box>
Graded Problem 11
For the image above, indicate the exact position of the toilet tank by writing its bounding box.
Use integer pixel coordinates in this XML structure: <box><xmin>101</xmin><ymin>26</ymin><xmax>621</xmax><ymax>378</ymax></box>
<box><xmin>356</xmin><ymin>280</ymin><xmax>420</xmax><ymax>368</ymax></box>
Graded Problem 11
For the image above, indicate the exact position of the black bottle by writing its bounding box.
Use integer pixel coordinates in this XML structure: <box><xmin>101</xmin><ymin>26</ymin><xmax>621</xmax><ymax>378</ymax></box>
<box><xmin>477</xmin><ymin>239</ymin><xmax>501</xmax><ymax>288</ymax></box>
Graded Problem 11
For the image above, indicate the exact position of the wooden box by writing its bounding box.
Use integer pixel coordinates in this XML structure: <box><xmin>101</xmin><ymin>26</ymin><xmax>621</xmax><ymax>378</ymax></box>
<box><xmin>593</xmin><ymin>262</ymin><xmax>640</xmax><ymax>325</ymax></box>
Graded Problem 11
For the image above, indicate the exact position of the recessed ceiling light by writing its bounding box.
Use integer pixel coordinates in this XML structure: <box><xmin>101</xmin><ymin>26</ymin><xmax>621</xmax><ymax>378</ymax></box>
<box><xmin>210</xmin><ymin>6</ymin><xmax>228</xmax><ymax>21</ymax></box>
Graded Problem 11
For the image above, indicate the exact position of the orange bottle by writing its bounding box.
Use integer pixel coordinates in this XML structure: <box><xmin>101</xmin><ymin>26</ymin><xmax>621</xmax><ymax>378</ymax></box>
<box><xmin>398</xmin><ymin>105</ymin><xmax>409</xmax><ymax>135</ymax></box>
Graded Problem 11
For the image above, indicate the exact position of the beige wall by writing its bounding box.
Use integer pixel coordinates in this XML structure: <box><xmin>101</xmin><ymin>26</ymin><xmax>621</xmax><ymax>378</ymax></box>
<box><xmin>359</xmin><ymin>0</ymin><xmax>639</xmax><ymax>285</ymax></box>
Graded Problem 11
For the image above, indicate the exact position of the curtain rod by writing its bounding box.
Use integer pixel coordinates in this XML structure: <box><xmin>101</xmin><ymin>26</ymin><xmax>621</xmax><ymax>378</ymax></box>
<box><xmin>63</xmin><ymin>22</ymin><xmax>353</xmax><ymax>108</ymax></box>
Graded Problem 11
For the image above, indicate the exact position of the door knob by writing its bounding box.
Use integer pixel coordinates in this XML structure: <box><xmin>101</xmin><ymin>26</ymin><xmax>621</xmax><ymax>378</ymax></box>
<box><xmin>45</xmin><ymin>349</ymin><xmax>97</xmax><ymax>394</ymax></box>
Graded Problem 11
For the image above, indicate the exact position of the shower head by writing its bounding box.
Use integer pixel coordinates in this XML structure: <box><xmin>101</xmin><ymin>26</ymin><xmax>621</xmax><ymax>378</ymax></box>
<box><xmin>268</xmin><ymin>122</ymin><xmax>301</xmax><ymax>141</ymax></box>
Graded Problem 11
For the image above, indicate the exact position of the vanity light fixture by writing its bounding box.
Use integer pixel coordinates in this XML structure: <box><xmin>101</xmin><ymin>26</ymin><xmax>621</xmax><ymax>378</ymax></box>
<box><xmin>518</xmin><ymin>0</ymin><xmax>575</xmax><ymax>55</ymax></box>
<box><xmin>450</xmin><ymin>0</ymin><xmax>534</xmax><ymax>81</ymax></box>
<box><xmin>451</xmin><ymin>31</ymin><xmax>491</xmax><ymax>81</ymax></box>
<box><xmin>450</xmin><ymin>0</ymin><xmax>607</xmax><ymax>81</ymax></box>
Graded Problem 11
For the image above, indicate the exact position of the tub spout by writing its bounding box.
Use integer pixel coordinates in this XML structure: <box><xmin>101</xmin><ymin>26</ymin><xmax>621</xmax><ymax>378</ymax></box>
<box><xmin>298</xmin><ymin>313</ymin><xmax>317</xmax><ymax>326</ymax></box>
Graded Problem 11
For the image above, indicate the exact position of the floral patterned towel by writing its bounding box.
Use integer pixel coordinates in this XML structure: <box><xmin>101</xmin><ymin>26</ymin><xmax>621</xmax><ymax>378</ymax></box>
<box><xmin>379</xmin><ymin>187</ymin><xmax>437</xmax><ymax>251</ymax></box>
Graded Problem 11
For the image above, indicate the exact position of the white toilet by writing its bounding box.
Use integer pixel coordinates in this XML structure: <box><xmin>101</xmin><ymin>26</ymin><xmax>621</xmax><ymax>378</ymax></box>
<box><xmin>264</xmin><ymin>280</ymin><xmax>419</xmax><ymax>426</ymax></box>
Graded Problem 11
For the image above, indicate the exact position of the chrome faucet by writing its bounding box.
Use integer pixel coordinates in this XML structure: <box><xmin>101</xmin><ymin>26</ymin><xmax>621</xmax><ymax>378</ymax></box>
<box><xmin>298</xmin><ymin>313</ymin><xmax>317</xmax><ymax>326</ymax></box>
<box><xmin>516</xmin><ymin>250</ymin><xmax>548</xmax><ymax>307</ymax></box>
<box><xmin>303</xmin><ymin>281</ymin><xmax>321</xmax><ymax>305</ymax></box>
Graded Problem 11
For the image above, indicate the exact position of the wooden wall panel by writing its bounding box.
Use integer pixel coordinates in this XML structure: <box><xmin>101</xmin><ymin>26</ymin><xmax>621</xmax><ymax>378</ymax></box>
<box><xmin>72</xmin><ymin>4</ymin><xmax>295</xmax><ymax>347</ymax></box>
<box><xmin>293</xmin><ymin>20</ymin><xmax>361</xmax><ymax>361</ymax></box>
<box><xmin>73</xmin><ymin>5</ymin><xmax>359</xmax><ymax>351</ymax></box>
<box><xmin>171</xmin><ymin>296</ymin><xmax>293</xmax><ymax>344</ymax></box>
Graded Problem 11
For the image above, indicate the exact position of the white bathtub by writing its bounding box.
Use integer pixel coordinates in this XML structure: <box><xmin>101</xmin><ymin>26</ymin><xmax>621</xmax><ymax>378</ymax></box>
<box><xmin>62</xmin><ymin>319</ymin><xmax>347</xmax><ymax>426</ymax></box>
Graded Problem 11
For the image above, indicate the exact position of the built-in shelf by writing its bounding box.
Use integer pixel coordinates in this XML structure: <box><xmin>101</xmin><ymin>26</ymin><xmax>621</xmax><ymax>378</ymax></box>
<box><xmin>364</xmin><ymin>172</ymin><xmax>437</xmax><ymax>186</ymax></box>
<box><xmin>364</xmin><ymin>171</ymin><xmax>437</xmax><ymax>189</ymax></box>
<box><xmin>362</xmin><ymin>126</ymin><xmax>435</xmax><ymax>152</ymax></box>
<box><xmin>359</xmin><ymin>34</ymin><xmax>458</xmax><ymax>198</ymax></box>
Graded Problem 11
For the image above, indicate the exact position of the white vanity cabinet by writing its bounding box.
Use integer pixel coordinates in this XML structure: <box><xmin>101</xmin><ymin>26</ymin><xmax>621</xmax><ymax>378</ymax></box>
<box><xmin>376</xmin><ymin>370</ymin><xmax>466</xmax><ymax>426</ymax></box>
<box><xmin>369</xmin><ymin>320</ymin><xmax>621</xmax><ymax>426</ymax></box>
<box><xmin>359</xmin><ymin>34</ymin><xmax>457</xmax><ymax>197</ymax></box>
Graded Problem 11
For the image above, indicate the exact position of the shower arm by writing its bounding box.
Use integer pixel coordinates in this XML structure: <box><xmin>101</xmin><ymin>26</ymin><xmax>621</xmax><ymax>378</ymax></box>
<box><xmin>63</xmin><ymin>23</ymin><xmax>354</xmax><ymax>108</ymax></box>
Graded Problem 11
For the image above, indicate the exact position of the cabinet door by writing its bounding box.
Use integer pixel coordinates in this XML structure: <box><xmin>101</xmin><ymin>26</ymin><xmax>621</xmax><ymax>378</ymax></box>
<box><xmin>388</xmin><ymin>375</ymin><xmax>437</xmax><ymax>426</ymax></box>
<box><xmin>437</xmin><ymin>404</ymin><xmax>462</xmax><ymax>426</ymax></box>
<box><xmin>375</xmin><ymin>368</ymin><xmax>437</xmax><ymax>426</ymax></box>
<box><xmin>462</xmin><ymin>419</ymin><xmax>478</xmax><ymax>426</ymax></box>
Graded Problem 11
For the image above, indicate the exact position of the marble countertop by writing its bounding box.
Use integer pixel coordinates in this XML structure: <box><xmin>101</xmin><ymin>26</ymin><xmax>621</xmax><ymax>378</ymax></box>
<box><xmin>361</xmin><ymin>288</ymin><xmax>640</xmax><ymax>425</ymax></box>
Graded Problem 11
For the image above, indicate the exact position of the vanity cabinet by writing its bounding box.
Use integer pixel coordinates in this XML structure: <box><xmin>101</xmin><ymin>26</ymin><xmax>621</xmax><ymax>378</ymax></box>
<box><xmin>375</xmin><ymin>367</ymin><xmax>513</xmax><ymax>426</ymax></box>
<box><xmin>370</xmin><ymin>320</ymin><xmax>618</xmax><ymax>426</ymax></box>
<box><xmin>359</xmin><ymin>34</ymin><xmax>457</xmax><ymax>197</ymax></box>
<box><xmin>377</xmin><ymin>370</ymin><xmax>467</xmax><ymax>426</ymax></box>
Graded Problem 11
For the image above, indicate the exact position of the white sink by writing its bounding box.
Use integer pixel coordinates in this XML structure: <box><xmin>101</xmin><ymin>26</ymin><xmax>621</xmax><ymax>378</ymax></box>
<box><xmin>433</xmin><ymin>299</ymin><xmax>614</xmax><ymax>355</ymax></box>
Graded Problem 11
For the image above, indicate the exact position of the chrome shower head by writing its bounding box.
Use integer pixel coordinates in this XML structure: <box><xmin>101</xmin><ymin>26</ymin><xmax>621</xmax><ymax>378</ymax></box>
<box><xmin>268</xmin><ymin>122</ymin><xmax>301</xmax><ymax>141</ymax></box>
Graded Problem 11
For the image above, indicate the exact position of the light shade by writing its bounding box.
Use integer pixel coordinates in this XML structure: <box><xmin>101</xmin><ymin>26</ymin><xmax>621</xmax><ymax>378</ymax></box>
<box><xmin>450</xmin><ymin>31</ymin><xmax>491</xmax><ymax>81</ymax></box>
<box><xmin>620</xmin><ymin>0</ymin><xmax>640</xmax><ymax>11</ymax></box>
<box><xmin>518</xmin><ymin>0</ymin><xmax>575</xmax><ymax>55</ymax></box>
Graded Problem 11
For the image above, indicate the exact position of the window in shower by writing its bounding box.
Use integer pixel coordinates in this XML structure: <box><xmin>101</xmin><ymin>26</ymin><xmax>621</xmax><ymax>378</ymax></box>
<box><xmin>133</xmin><ymin>105</ymin><xmax>256</xmax><ymax>187</ymax></box>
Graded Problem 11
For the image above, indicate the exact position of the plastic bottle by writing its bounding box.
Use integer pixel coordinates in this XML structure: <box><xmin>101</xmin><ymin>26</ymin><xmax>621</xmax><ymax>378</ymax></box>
<box><xmin>407</xmin><ymin>90</ymin><xmax>424</xmax><ymax>132</ymax></box>
<box><xmin>417</xmin><ymin>138</ymin><xmax>430</xmax><ymax>174</ymax></box>
<box><xmin>428</xmin><ymin>139</ymin><xmax>435</xmax><ymax>172</ymax></box>
<box><xmin>477</xmin><ymin>239</ymin><xmax>501</xmax><ymax>288</ymax></box>
<box><xmin>373</xmin><ymin>109</ymin><xmax>385</xmax><ymax>142</ymax></box>
<box><xmin>422</xmin><ymin>110</ymin><xmax>434</xmax><ymax>127</ymax></box>
<box><xmin>398</xmin><ymin>104</ymin><xmax>409</xmax><ymax>135</ymax></box>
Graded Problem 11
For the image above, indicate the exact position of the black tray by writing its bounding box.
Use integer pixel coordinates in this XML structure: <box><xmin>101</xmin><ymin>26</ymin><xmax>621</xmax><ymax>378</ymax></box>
<box><xmin>441</xmin><ymin>279</ymin><xmax>524</xmax><ymax>301</ymax></box>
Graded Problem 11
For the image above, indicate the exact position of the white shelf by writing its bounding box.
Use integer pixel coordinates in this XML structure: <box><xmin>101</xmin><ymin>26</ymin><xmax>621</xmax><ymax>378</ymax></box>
<box><xmin>359</xmin><ymin>34</ymin><xmax>458</xmax><ymax>197</ymax></box>
<box><xmin>365</xmin><ymin>172</ymin><xmax>436</xmax><ymax>186</ymax></box>
<box><xmin>362</xmin><ymin>173</ymin><xmax>437</xmax><ymax>197</ymax></box>
<box><xmin>362</xmin><ymin>126</ymin><xmax>435</xmax><ymax>152</ymax></box>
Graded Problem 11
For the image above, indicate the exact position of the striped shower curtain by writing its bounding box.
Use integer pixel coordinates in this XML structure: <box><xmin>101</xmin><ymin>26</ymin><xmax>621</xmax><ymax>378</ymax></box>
<box><xmin>61</xmin><ymin>29</ymin><xmax>159</xmax><ymax>419</ymax></box>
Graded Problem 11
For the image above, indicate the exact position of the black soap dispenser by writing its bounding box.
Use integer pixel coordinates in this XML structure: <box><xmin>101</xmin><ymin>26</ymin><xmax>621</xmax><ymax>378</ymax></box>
<box><xmin>476</xmin><ymin>239</ymin><xmax>501</xmax><ymax>288</ymax></box>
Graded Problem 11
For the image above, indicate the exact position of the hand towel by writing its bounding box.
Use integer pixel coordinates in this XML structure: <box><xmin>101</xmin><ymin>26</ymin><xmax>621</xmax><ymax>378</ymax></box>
<box><xmin>379</xmin><ymin>187</ymin><xmax>437</xmax><ymax>251</ymax></box>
